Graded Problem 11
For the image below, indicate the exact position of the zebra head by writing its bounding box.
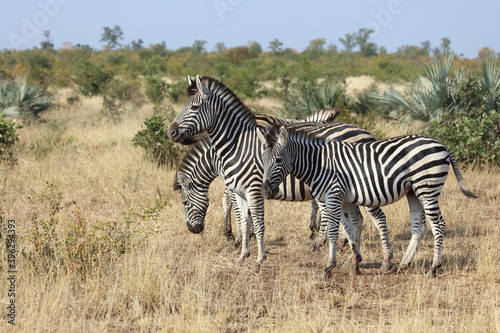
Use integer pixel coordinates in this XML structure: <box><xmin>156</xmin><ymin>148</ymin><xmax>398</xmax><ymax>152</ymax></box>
<box><xmin>258</xmin><ymin>125</ymin><xmax>293</xmax><ymax>200</ymax></box>
<box><xmin>174</xmin><ymin>171</ymin><xmax>209</xmax><ymax>234</ymax></box>
<box><xmin>168</xmin><ymin>75</ymin><xmax>212</xmax><ymax>144</ymax></box>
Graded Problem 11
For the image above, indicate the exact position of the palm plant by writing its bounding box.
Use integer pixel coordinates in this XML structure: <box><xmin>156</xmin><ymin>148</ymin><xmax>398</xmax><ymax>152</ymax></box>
<box><xmin>279</xmin><ymin>79</ymin><xmax>348</xmax><ymax>119</ymax></box>
<box><xmin>371</xmin><ymin>52</ymin><xmax>457</xmax><ymax>123</ymax></box>
<box><xmin>480</xmin><ymin>58</ymin><xmax>500</xmax><ymax>112</ymax></box>
<box><xmin>0</xmin><ymin>78</ymin><xmax>53</xmax><ymax>119</ymax></box>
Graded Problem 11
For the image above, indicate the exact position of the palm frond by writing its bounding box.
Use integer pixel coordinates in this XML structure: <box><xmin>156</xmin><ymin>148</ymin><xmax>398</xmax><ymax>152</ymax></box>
<box><xmin>0</xmin><ymin>77</ymin><xmax>53</xmax><ymax>119</ymax></box>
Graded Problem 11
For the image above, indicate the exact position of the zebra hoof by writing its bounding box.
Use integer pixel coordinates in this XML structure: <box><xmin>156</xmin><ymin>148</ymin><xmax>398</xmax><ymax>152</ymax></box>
<box><xmin>380</xmin><ymin>262</ymin><xmax>392</xmax><ymax>273</ymax></box>
<box><xmin>425</xmin><ymin>270</ymin><xmax>436</xmax><ymax>279</ymax></box>
<box><xmin>311</xmin><ymin>240</ymin><xmax>326</xmax><ymax>251</ymax></box>
<box><xmin>324</xmin><ymin>264</ymin><xmax>336</xmax><ymax>279</ymax></box>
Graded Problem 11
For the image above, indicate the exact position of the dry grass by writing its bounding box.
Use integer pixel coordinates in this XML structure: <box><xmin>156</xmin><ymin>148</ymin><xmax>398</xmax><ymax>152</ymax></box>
<box><xmin>0</xmin><ymin>94</ymin><xmax>499</xmax><ymax>332</ymax></box>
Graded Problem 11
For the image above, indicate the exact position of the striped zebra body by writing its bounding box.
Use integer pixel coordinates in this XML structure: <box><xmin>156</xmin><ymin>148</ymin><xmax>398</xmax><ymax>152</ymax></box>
<box><xmin>260</xmin><ymin>125</ymin><xmax>477</xmax><ymax>277</ymax></box>
<box><xmin>168</xmin><ymin>75</ymin><xmax>388</xmax><ymax>269</ymax></box>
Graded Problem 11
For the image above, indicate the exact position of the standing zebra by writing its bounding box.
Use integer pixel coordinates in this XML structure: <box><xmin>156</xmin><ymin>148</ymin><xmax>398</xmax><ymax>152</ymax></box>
<box><xmin>168</xmin><ymin>75</ymin><xmax>393</xmax><ymax>271</ymax></box>
<box><xmin>218</xmin><ymin>109</ymin><xmax>344</xmax><ymax>240</ymax></box>
<box><xmin>259</xmin><ymin>125</ymin><xmax>477</xmax><ymax>277</ymax></box>
<box><xmin>173</xmin><ymin>134</ymin><xmax>365</xmax><ymax>249</ymax></box>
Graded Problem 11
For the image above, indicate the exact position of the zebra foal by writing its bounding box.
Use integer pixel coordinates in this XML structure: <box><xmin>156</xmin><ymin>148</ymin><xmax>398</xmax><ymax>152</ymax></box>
<box><xmin>259</xmin><ymin>125</ymin><xmax>477</xmax><ymax>277</ymax></box>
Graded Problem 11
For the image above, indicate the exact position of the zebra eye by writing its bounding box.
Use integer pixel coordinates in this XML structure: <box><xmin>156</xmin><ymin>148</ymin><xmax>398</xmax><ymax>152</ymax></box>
<box><xmin>276</xmin><ymin>157</ymin><xmax>283</xmax><ymax>164</ymax></box>
<box><xmin>182</xmin><ymin>199</ymin><xmax>189</xmax><ymax>206</ymax></box>
<box><xmin>191</xmin><ymin>104</ymin><xmax>200</xmax><ymax>111</ymax></box>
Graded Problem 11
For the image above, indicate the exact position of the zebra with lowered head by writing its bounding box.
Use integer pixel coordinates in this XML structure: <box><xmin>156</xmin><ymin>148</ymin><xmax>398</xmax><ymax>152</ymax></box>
<box><xmin>259</xmin><ymin>124</ymin><xmax>477</xmax><ymax>277</ymax></box>
<box><xmin>168</xmin><ymin>75</ymin><xmax>394</xmax><ymax>271</ymax></box>
<box><xmin>173</xmin><ymin>134</ymin><xmax>365</xmax><ymax>249</ymax></box>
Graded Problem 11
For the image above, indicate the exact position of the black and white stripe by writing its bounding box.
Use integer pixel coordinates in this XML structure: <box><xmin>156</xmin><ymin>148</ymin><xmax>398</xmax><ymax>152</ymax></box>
<box><xmin>260</xmin><ymin>125</ymin><xmax>477</xmax><ymax>277</ymax></box>
<box><xmin>168</xmin><ymin>75</ymin><xmax>390</xmax><ymax>269</ymax></box>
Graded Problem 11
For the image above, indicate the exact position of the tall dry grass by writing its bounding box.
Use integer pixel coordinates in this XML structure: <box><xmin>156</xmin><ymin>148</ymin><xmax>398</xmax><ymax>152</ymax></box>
<box><xmin>0</xmin><ymin>94</ymin><xmax>498</xmax><ymax>332</ymax></box>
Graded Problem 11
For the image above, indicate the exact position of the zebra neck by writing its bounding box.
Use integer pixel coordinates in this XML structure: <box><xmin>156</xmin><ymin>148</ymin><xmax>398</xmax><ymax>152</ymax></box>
<box><xmin>290</xmin><ymin>140</ymin><xmax>337</xmax><ymax>195</ymax></box>
<box><xmin>188</xmin><ymin>146</ymin><xmax>221</xmax><ymax>189</ymax></box>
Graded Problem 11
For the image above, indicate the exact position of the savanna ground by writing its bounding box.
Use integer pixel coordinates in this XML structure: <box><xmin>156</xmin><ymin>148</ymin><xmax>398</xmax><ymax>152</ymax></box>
<box><xmin>0</xmin><ymin>85</ymin><xmax>499</xmax><ymax>332</ymax></box>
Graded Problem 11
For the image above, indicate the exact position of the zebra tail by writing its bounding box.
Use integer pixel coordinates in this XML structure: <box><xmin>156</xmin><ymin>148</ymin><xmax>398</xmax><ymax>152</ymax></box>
<box><xmin>449</xmin><ymin>153</ymin><xmax>478</xmax><ymax>199</ymax></box>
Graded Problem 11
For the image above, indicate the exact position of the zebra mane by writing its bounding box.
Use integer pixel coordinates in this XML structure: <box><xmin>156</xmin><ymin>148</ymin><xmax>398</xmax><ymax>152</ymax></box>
<box><xmin>187</xmin><ymin>76</ymin><xmax>257</xmax><ymax>125</ymax></box>
<box><xmin>173</xmin><ymin>134</ymin><xmax>212</xmax><ymax>192</ymax></box>
<box><xmin>265</xmin><ymin>123</ymin><xmax>326</xmax><ymax>147</ymax></box>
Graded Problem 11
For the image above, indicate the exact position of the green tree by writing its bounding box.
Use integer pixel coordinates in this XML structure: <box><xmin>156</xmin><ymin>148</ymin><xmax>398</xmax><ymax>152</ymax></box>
<box><xmin>268</xmin><ymin>38</ymin><xmax>283</xmax><ymax>55</ymax></box>
<box><xmin>355</xmin><ymin>28</ymin><xmax>377</xmax><ymax>57</ymax></box>
<box><xmin>305</xmin><ymin>38</ymin><xmax>326</xmax><ymax>59</ymax></box>
<box><xmin>339</xmin><ymin>33</ymin><xmax>356</xmax><ymax>65</ymax></box>
<box><xmin>40</xmin><ymin>30</ymin><xmax>54</xmax><ymax>50</ymax></box>
<box><xmin>421</xmin><ymin>40</ymin><xmax>431</xmax><ymax>56</ymax></box>
<box><xmin>214</xmin><ymin>42</ymin><xmax>227</xmax><ymax>53</ymax></box>
<box><xmin>100</xmin><ymin>25</ymin><xmax>124</xmax><ymax>50</ymax></box>
<box><xmin>440</xmin><ymin>37</ymin><xmax>451</xmax><ymax>54</ymax></box>
<box><xmin>192</xmin><ymin>40</ymin><xmax>207</xmax><ymax>56</ymax></box>
<box><xmin>130</xmin><ymin>39</ymin><xmax>144</xmax><ymax>51</ymax></box>
<box><xmin>247</xmin><ymin>41</ymin><xmax>262</xmax><ymax>56</ymax></box>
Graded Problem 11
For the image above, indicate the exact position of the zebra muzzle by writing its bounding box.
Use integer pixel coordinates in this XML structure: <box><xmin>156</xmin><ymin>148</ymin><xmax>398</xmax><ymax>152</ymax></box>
<box><xmin>168</xmin><ymin>122</ymin><xmax>182</xmax><ymax>143</ymax></box>
<box><xmin>261</xmin><ymin>180</ymin><xmax>276</xmax><ymax>200</ymax></box>
<box><xmin>187</xmin><ymin>221</ymin><xmax>204</xmax><ymax>234</ymax></box>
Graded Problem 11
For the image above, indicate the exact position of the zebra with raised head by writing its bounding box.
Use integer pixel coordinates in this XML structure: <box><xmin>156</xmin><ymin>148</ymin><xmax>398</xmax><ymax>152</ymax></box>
<box><xmin>168</xmin><ymin>75</ymin><xmax>392</xmax><ymax>271</ymax></box>
<box><xmin>259</xmin><ymin>125</ymin><xmax>477</xmax><ymax>277</ymax></box>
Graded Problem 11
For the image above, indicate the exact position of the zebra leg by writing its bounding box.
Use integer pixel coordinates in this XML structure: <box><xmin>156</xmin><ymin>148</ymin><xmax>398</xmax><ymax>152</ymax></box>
<box><xmin>399</xmin><ymin>192</ymin><xmax>426</xmax><ymax>271</ymax></box>
<box><xmin>364</xmin><ymin>206</ymin><xmax>393</xmax><ymax>272</ymax></box>
<box><xmin>231</xmin><ymin>191</ymin><xmax>244</xmax><ymax>247</ymax></box>
<box><xmin>233</xmin><ymin>193</ymin><xmax>251</xmax><ymax>264</ymax></box>
<box><xmin>313</xmin><ymin>203</ymin><xmax>362</xmax><ymax>252</ymax></box>
<box><xmin>312</xmin><ymin>201</ymin><xmax>327</xmax><ymax>250</ymax></box>
<box><xmin>248</xmin><ymin>194</ymin><xmax>266</xmax><ymax>271</ymax></box>
<box><xmin>309</xmin><ymin>199</ymin><xmax>320</xmax><ymax>239</ymax></box>
<box><xmin>341</xmin><ymin>203</ymin><xmax>363</xmax><ymax>249</ymax></box>
<box><xmin>424</xmin><ymin>204</ymin><xmax>445</xmax><ymax>278</ymax></box>
<box><xmin>222</xmin><ymin>188</ymin><xmax>234</xmax><ymax>240</ymax></box>
<box><xmin>325</xmin><ymin>194</ymin><xmax>361</xmax><ymax>277</ymax></box>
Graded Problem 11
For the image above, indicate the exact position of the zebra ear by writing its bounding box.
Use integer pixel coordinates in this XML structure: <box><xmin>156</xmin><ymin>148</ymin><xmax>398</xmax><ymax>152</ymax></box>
<box><xmin>177</xmin><ymin>172</ymin><xmax>190</xmax><ymax>188</ymax></box>
<box><xmin>187</xmin><ymin>75</ymin><xmax>193</xmax><ymax>86</ymax></box>
<box><xmin>196</xmin><ymin>75</ymin><xmax>210</xmax><ymax>99</ymax></box>
<box><xmin>278</xmin><ymin>126</ymin><xmax>289</xmax><ymax>145</ymax></box>
<box><xmin>256</xmin><ymin>128</ymin><xmax>267</xmax><ymax>145</ymax></box>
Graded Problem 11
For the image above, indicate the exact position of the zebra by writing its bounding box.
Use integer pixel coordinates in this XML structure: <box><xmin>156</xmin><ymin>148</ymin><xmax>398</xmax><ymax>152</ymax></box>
<box><xmin>218</xmin><ymin>109</ymin><xmax>343</xmax><ymax>240</ymax></box>
<box><xmin>168</xmin><ymin>75</ymin><xmax>392</xmax><ymax>271</ymax></box>
<box><xmin>259</xmin><ymin>124</ymin><xmax>477</xmax><ymax>277</ymax></box>
<box><xmin>173</xmin><ymin>134</ymin><xmax>365</xmax><ymax>250</ymax></box>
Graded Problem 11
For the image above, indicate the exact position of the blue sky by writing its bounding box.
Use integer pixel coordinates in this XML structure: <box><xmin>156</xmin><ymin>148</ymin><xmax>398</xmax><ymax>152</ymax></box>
<box><xmin>1</xmin><ymin>0</ymin><xmax>498</xmax><ymax>58</ymax></box>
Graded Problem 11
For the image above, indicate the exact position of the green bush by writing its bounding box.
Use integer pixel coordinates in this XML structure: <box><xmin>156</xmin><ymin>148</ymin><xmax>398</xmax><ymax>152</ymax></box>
<box><xmin>132</xmin><ymin>114</ymin><xmax>182</xmax><ymax>167</ymax></box>
<box><xmin>73</xmin><ymin>59</ymin><xmax>111</xmax><ymax>96</ymax></box>
<box><xmin>425</xmin><ymin>75</ymin><xmax>500</xmax><ymax>163</ymax></box>
<box><xmin>0</xmin><ymin>114</ymin><xmax>22</xmax><ymax>162</ymax></box>
<box><xmin>143</xmin><ymin>76</ymin><xmax>167</xmax><ymax>105</ymax></box>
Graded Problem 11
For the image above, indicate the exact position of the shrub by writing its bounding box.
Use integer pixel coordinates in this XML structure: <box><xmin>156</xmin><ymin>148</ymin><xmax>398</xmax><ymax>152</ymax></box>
<box><xmin>425</xmin><ymin>75</ymin><xmax>500</xmax><ymax>164</ymax></box>
<box><xmin>0</xmin><ymin>78</ymin><xmax>53</xmax><ymax>120</ymax></box>
<box><xmin>143</xmin><ymin>75</ymin><xmax>167</xmax><ymax>105</ymax></box>
<box><xmin>22</xmin><ymin>181</ymin><xmax>170</xmax><ymax>276</ymax></box>
<box><xmin>132</xmin><ymin>114</ymin><xmax>182</xmax><ymax>167</ymax></box>
<box><xmin>0</xmin><ymin>114</ymin><xmax>22</xmax><ymax>163</ymax></box>
<box><xmin>73</xmin><ymin>59</ymin><xmax>111</xmax><ymax>96</ymax></box>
